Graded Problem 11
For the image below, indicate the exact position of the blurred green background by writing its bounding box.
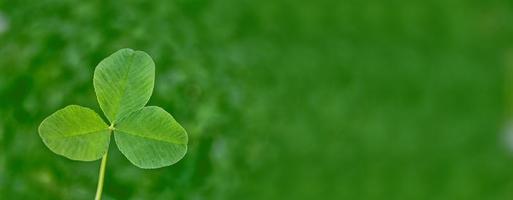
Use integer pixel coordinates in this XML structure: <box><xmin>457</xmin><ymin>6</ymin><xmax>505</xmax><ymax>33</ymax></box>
<box><xmin>1</xmin><ymin>0</ymin><xmax>513</xmax><ymax>199</ymax></box>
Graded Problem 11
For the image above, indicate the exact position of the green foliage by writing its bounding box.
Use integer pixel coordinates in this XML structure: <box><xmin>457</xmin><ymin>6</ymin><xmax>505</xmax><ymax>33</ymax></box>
<box><xmin>38</xmin><ymin>49</ymin><xmax>188</xmax><ymax>169</ymax></box>
<box><xmin>38</xmin><ymin>105</ymin><xmax>110</xmax><ymax>161</ymax></box>
<box><xmin>115</xmin><ymin>106</ymin><xmax>187</xmax><ymax>169</ymax></box>
<box><xmin>94</xmin><ymin>49</ymin><xmax>155</xmax><ymax>123</ymax></box>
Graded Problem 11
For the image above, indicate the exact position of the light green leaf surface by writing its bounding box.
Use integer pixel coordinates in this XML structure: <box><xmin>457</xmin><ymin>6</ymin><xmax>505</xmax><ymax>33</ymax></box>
<box><xmin>38</xmin><ymin>105</ymin><xmax>110</xmax><ymax>161</ymax></box>
<box><xmin>93</xmin><ymin>48</ymin><xmax>155</xmax><ymax>123</ymax></box>
<box><xmin>114</xmin><ymin>106</ymin><xmax>188</xmax><ymax>169</ymax></box>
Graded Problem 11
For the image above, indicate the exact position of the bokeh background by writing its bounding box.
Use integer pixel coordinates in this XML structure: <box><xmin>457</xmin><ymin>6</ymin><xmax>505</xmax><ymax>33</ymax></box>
<box><xmin>1</xmin><ymin>0</ymin><xmax>513</xmax><ymax>199</ymax></box>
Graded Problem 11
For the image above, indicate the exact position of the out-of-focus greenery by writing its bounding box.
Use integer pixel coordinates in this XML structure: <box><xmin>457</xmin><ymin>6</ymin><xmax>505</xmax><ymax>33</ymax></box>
<box><xmin>1</xmin><ymin>0</ymin><xmax>513</xmax><ymax>199</ymax></box>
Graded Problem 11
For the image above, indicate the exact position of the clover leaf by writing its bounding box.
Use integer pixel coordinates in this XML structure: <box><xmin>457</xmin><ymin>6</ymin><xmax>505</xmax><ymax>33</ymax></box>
<box><xmin>38</xmin><ymin>48</ymin><xmax>188</xmax><ymax>199</ymax></box>
<box><xmin>39</xmin><ymin>105</ymin><xmax>111</xmax><ymax>161</ymax></box>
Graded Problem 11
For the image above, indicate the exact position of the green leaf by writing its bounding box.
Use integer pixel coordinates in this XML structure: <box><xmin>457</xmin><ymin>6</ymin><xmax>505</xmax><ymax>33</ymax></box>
<box><xmin>39</xmin><ymin>49</ymin><xmax>188</xmax><ymax>169</ymax></box>
<box><xmin>114</xmin><ymin>106</ymin><xmax>188</xmax><ymax>169</ymax></box>
<box><xmin>93</xmin><ymin>48</ymin><xmax>155</xmax><ymax>123</ymax></box>
<box><xmin>38</xmin><ymin>105</ymin><xmax>111</xmax><ymax>161</ymax></box>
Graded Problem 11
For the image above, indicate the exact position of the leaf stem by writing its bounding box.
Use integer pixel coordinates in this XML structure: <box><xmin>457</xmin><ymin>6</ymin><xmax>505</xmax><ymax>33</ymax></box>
<box><xmin>95</xmin><ymin>151</ymin><xmax>108</xmax><ymax>200</ymax></box>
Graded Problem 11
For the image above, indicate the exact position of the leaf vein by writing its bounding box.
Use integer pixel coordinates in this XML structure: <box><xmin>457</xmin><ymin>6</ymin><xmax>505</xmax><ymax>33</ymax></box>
<box><xmin>115</xmin><ymin>130</ymin><xmax>185</xmax><ymax>145</ymax></box>
<box><xmin>60</xmin><ymin>129</ymin><xmax>109</xmax><ymax>138</ymax></box>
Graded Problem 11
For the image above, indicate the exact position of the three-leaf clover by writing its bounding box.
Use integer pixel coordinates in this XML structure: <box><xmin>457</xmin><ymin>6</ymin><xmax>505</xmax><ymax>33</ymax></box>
<box><xmin>38</xmin><ymin>49</ymin><xmax>188</xmax><ymax>199</ymax></box>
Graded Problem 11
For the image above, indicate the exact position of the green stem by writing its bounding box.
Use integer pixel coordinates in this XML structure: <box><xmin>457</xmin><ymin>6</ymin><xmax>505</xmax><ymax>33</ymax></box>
<box><xmin>94</xmin><ymin>151</ymin><xmax>108</xmax><ymax>200</ymax></box>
